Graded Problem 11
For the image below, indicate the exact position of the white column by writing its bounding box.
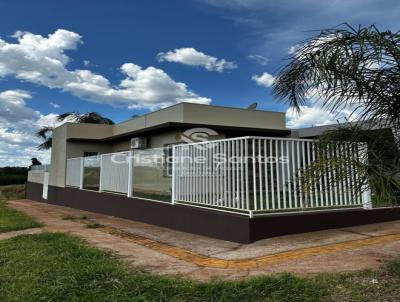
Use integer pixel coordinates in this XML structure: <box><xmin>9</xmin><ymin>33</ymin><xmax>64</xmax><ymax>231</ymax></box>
<box><xmin>171</xmin><ymin>146</ymin><xmax>176</xmax><ymax>204</ymax></box>
<box><xmin>79</xmin><ymin>157</ymin><xmax>84</xmax><ymax>190</ymax></box>
<box><xmin>127</xmin><ymin>150</ymin><xmax>133</xmax><ymax>198</ymax></box>
<box><xmin>42</xmin><ymin>172</ymin><xmax>49</xmax><ymax>199</ymax></box>
<box><xmin>359</xmin><ymin>143</ymin><xmax>372</xmax><ymax>209</ymax></box>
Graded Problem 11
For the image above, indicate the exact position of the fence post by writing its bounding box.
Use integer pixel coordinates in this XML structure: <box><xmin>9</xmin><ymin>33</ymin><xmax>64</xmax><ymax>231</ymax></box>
<box><xmin>127</xmin><ymin>150</ymin><xmax>133</xmax><ymax>198</ymax></box>
<box><xmin>171</xmin><ymin>145</ymin><xmax>176</xmax><ymax>204</ymax></box>
<box><xmin>79</xmin><ymin>157</ymin><xmax>84</xmax><ymax>190</ymax></box>
<box><xmin>359</xmin><ymin>143</ymin><xmax>372</xmax><ymax>209</ymax></box>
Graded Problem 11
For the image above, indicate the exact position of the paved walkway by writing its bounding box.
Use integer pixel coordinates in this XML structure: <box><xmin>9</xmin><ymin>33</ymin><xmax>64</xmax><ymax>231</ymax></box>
<box><xmin>6</xmin><ymin>199</ymin><xmax>400</xmax><ymax>281</ymax></box>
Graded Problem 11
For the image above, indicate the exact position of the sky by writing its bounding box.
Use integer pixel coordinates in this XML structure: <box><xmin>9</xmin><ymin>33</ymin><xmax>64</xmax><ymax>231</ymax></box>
<box><xmin>1</xmin><ymin>0</ymin><xmax>400</xmax><ymax>166</ymax></box>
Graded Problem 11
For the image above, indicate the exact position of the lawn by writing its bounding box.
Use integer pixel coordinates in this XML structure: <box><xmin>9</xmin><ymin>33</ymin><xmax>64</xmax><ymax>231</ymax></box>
<box><xmin>0</xmin><ymin>232</ymin><xmax>399</xmax><ymax>302</ymax></box>
<box><xmin>0</xmin><ymin>185</ymin><xmax>42</xmax><ymax>233</ymax></box>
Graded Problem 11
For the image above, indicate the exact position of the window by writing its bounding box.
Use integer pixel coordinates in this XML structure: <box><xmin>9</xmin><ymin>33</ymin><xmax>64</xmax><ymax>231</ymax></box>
<box><xmin>83</xmin><ymin>151</ymin><xmax>99</xmax><ymax>157</ymax></box>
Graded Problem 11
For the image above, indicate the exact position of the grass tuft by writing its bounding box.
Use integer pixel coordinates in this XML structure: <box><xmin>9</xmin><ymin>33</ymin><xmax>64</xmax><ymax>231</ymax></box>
<box><xmin>86</xmin><ymin>223</ymin><xmax>103</xmax><ymax>229</ymax></box>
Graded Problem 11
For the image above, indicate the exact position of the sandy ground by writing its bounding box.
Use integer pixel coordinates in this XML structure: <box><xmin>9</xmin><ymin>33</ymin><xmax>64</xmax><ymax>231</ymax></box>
<box><xmin>5</xmin><ymin>199</ymin><xmax>400</xmax><ymax>281</ymax></box>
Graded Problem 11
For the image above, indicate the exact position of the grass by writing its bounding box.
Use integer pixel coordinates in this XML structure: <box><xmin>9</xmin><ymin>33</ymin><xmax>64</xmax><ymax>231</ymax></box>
<box><xmin>0</xmin><ymin>185</ymin><xmax>42</xmax><ymax>233</ymax></box>
<box><xmin>0</xmin><ymin>233</ymin><xmax>399</xmax><ymax>302</ymax></box>
<box><xmin>86</xmin><ymin>223</ymin><xmax>103</xmax><ymax>229</ymax></box>
<box><xmin>0</xmin><ymin>233</ymin><xmax>325</xmax><ymax>302</ymax></box>
<box><xmin>62</xmin><ymin>215</ymin><xmax>88</xmax><ymax>220</ymax></box>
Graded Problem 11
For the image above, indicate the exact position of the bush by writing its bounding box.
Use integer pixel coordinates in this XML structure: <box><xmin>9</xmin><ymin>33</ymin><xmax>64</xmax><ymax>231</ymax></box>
<box><xmin>0</xmin><ymin>167</ymin><xmax>28</xmax><ymax>185</ymax></box>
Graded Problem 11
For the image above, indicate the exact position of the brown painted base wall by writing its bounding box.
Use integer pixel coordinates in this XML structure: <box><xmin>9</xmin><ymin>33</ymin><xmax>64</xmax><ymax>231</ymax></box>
<box><xmin>26</xmin><ymin>182</ymin><xmax>400</xmax><ymax>243</ymax></box>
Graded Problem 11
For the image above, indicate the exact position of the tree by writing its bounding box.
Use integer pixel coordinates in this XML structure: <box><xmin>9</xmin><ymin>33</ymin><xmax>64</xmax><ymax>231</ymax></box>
<box><xmin>36</xmin><ymin>112</ymin><xmax>115</xmax><ymax>150</ymax></box>
<box><xmin>272</xmin><ymin>24</ymin><xmax>400</xmax><ymax>205</ymax></box>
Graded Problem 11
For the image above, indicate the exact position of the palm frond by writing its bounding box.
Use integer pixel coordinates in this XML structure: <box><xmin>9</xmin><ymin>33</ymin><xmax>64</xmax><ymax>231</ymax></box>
<box><xmin>36</xmin><ymin>126</ymin><xmax>54</xmax><ymax>139</ymax></box>
<box><xmin>273</xmin><ymin>24</ymin><xmax>400</xmax><ymax>130</ymax></box>
<box><xmin>37</xmin><ymin>137</ymin><xmax>53</xmax><ymax>150</ymax></box>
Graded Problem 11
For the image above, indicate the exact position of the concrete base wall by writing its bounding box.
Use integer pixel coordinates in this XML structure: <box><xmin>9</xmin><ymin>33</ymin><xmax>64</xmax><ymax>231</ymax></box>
<box><xmin>26</xmin><ymin>182</ymin><xmax>400</xmax><ymax>243</ymax></box>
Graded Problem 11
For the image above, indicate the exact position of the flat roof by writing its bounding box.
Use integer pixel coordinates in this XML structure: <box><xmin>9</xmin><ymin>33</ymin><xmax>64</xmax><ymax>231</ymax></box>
<box><xmin>63</xmin><ymin>102</ymin><xmax>288</xmax><ymax>141</ymax></box>
<box><xmin>67</xmin><ymin>122</ymin><xmax>291</xmax><ymax>143</ymax></box>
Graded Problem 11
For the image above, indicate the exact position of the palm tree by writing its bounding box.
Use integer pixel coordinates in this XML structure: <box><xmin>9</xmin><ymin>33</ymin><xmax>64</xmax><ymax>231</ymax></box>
<box><xmin>36</xmin><ymin>112</ymin><xmax>114</xmax><ymax>150</ymax></box>
<box><xmin>272</xmin><ymin>24</ymin><xmax>400</xmax><ymax>204</ymax></box>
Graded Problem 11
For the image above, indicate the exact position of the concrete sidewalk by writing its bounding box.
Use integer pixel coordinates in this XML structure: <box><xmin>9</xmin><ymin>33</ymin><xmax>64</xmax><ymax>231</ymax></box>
<box><xmin>7</xmin><ymin>199</ymin><xmax>400</xmax><ymax>281</ymax></box>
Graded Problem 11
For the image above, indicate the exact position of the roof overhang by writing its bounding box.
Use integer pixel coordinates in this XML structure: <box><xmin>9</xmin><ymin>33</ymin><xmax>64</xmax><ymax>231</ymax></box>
<box><xmin>67</xmin><ymin>122</ymin><xmax>291</xmax><ymax>143</ymax></box>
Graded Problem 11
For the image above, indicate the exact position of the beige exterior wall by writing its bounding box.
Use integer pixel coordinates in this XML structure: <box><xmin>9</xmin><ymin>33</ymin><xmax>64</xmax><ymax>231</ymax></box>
<box><xmin>113</xmin><ymin>104</ymin><xmax>184</xmax><ymax>136</ymax></box>
<box><xmin>65</xmin><ymin>123</ymin><xmax>113</xmax><ymax>139</ymax></box>
<box><xmin>49</xmin><ymin>124</ymin><xmax>114</xmax><ymax>187</ymax></box>
<box><xmin>48</xmin><ymin>125</ymin><xmax>68</xmax><ymax>187</ymax></box>
<box><xmin>182</xmin><ymin>103</ymin><xmax>286</xmax><ymax>130</ymax></box>
<box><xmin>66</xmin><ymin>142</ymin><xmax>112</xmax><ymax>158</ymax></box>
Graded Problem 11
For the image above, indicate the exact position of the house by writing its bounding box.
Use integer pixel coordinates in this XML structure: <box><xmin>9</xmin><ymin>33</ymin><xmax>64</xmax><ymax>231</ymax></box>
<box><xmin>48</xmin><ymin>102</ymin><xmax>289</xmax><ymax>188</ymax></box>
<box><xmin>26</xmin><ymin>103</ymin><xmax>400</xmax><ymax>243</ymax></box>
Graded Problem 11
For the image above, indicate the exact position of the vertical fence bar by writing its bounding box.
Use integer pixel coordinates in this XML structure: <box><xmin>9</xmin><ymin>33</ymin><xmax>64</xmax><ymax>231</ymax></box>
<box><xmin>316</xmin><ymin>142</ymin><xmax>323</xmax><ymax>207</ymax></box>
<box><xmin>227</xmin><ymin>141</ymin><xmax>232</xmax><ymax>208</ymax></box>
<box><xmin>291</xmin><ymin>141</ymin><xmax>298</xmax><ymax>208</ymax></box>
<box><xmin>252</xmin><ymin>139</ymin><xmax>258</xmax><ymax>211</ymax></box>
<box><xmin>340</xmin><ymin>144</ymin><xmax>348</xmax><ymax>206</ymax></box>
<box><xmin>223</xmin><ymin>141</ymin><xmax>227</xmax><ymax>208</ymax></box>
<box><xmin>353</xmin><ymin>143</ymin><xmax>361</xmax><ymax>204</ymax></box>
<box><xmin>232</xmin><ymin>141</ymin><xmax>236</xmax><ymax>207</ymax></box>
<box><xmin>296</xmin><ymin>141</ymin><xmax>303</xmax><ymax>207</ymax></box>
<box><xmin>264</xmin><ymin>139</ymin><xmax>270</xmax><ymax>210</ymax></box>
<box><xmin>245</xmin><ymin>138</ymin><xmax>250</xmax><ymax>213</ymax></box>
<box><xmin>236</xmin><ymin>140</ymin><xmax>240</xmax><ymax>208</ymax></box>
<box><xmin>326</xmin><ymin>145</ymin><xmax>333</xmax><ymax>206</ymax></box>
<box><xmin>270</xmin><ymin>140</ymin><xmax>275</xmax><ymax>209</ymax></box>
<box><xmin>301</xmin><ymin>141</ymin><xmax>308</xmax><ymax>207</ymax></box>
<box><xmin>275</xmin><ymin>140</ymin><xmax>281</xmax><ymax>209</ymax></box>
<box><xmin>258</xmin><ymin>139</ymin><xmax>264</xmax><ymax>210</ymax></box>
<box><xmin>281</xmin><ymin>140</ymin><xmax>286</xmax><ymax>209</ymax></box>
<box><xmin>286</xmin><ymin>141</ymin><xmax>292</xmax><ymax>208</ymax></box>
<box><xmin>240</xmin><ymin>139</ymin><xmax>245</xmax><ymax>209</ymax></box>
<box><xmin>306</xmin><ymin>141</ymin><xmax>313</xmax><ymax>207</ymax></box>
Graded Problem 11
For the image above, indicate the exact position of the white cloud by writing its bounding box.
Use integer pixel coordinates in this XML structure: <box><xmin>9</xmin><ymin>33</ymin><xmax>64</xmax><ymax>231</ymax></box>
<box><xmin>247</xmin><ymin>54</ymin><xmax>268</xmax><ymax>65</ymax></box>
<box><xmin>0</xmin><ymin>90</ymin><xmax>61</xmax><ymax>166</ymax></box>
<box><xmin>252</xmin><ymin>72</ymin><xmax>275</xmax><ymax>87</ymax></box>
<box><xmin>0</xmin><ymin>30</ymin><xmax>211</xmax><ymax>110</ymax></box>
<box><xmin>288</xmin><ymin>44</ymin><xmax>302</xmax><ymax>55</ymax></box>
<box><xmin>157</xmin><ymin>47</ymin><xmax>237</xmax><ymax>72</ymax></box>
<box><xmin>286</xmin><ymin>97</ymin><xmax>361</xmax><ymax>129</ymax></box>
<box><xmin>49</xmin><ymin>102</ymin><xmax>60</xmax><ymax>108</ymax></box>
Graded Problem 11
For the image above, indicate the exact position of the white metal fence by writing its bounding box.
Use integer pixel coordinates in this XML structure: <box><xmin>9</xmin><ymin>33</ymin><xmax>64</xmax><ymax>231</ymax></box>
<box><xmin>66</xmin><ymin>157</ymin><xmax>83</xmax><ymax>188</ymax></box>
<box><xmin>172</xmin><ymin>136</ymin><xmax>369</xmax><ymax>216</ymax></box>
<box><xmin>100</xmin><ymin>151</ymin><xmax>132</xmax><ymax>195</ymax></box>
<box><xmin>65</xmin><ymin>136</ymin><xmax>371</xmax><ymax>217</ymax></box>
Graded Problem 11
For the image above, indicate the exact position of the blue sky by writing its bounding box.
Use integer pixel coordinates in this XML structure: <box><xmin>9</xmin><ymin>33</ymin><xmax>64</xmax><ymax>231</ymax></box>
<box><xmin>1</xmin><ymin>0</ymin><xmax>400</xmax><ymax>166</ymax></box>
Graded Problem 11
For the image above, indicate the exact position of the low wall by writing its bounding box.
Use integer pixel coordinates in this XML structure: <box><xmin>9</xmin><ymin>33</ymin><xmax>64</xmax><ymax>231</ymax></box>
<box><xmin>26</xmin><ymin>182</ymin><xmax>400</xmax><ymax>243</ymax></box>
<box><xmin>27</xmin><ymin>171</ymin><xmax>44</xmax><ymax>184</ymax></box>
